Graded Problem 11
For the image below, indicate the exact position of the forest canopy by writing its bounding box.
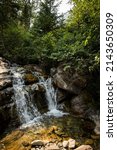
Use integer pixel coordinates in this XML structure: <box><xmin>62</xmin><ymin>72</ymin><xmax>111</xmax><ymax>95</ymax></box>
<box><xmin>0</xmin><ymin>0</ymin><xmax>100</xmax><ymax>72</ymax></box>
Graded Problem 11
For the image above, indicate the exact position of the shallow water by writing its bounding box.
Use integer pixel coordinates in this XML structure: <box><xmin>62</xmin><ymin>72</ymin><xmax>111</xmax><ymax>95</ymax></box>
<box><xmin>0</xmin><ymin>114</ymin><xmax>100</xmax><ymax>150</ymax></box>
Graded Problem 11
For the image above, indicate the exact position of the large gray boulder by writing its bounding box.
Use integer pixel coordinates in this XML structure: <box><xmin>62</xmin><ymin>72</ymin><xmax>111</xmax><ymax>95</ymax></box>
<box><xmin>53</xmin><ymin>66</ymin><xmax>87</xmax><ymax>95</ymax></box>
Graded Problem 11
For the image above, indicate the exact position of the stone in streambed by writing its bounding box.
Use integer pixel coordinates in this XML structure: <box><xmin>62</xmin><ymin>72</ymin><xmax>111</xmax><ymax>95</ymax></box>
<box><xmin>46</xmin><ymin>143</ymin><xmax>60</xmax><ymax>150</ymax></box>
<box><xmin>31</xmin><ymin>140</ymin><xmax>44</xmax><ymax>147</ymax></box>
<box><xmin>68</xmin><ymin>138</ymin><xmax>76</xmax><ymax>149</ymax></box>
<box><xmin>62</xmin><ymin>140</ymin><xmax>68</xmax><ymax>148</ymax></box>
<box><xmin>74</xmin><ymin>145</ymin><xmax>93</xmax><ymax>150</ymax></box>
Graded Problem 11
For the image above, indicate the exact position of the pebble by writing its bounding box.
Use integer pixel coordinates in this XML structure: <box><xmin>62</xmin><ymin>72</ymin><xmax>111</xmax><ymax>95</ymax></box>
<box><xmin>68</xmin><ymin>138</ymin><xmax>76</xmax><ymax>149</ymax></box>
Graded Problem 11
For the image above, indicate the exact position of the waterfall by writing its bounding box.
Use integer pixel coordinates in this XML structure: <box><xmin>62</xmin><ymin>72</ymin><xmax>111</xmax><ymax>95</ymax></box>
<box><xmin>11</xmin><ymin>67</ymin><xmax>40</xmax><ymax>124</ymax></box>
<box><xmin>39</xmin><ymin>77</ymin><xmax>57</xmax><ymax>111</ymax></box>
<box><xmin>38</xmin><ymin>76</ymin><xmax>66</xmax><ymax>117</ymax></box>
<box><xmin>11</xmin><ymin>66</ymin><xmax>66</xmax><ymax>125</ymax></box>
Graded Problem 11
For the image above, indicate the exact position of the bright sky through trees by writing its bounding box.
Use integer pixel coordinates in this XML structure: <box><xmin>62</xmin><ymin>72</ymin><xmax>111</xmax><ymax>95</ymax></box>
<box><xmin>58</xmin><ymin>0</ymin><xmax>72</xmax><ymax>14</ymax></box>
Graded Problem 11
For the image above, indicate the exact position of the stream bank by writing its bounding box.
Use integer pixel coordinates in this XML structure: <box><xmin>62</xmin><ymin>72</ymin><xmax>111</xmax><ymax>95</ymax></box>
<box><xmin>0</xmin><ymin>57</ymin><xmax>100</xmax><ymax>150</ymax></box>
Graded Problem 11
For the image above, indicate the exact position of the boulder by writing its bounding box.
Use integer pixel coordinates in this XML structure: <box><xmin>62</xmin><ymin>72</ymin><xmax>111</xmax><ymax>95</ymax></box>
<box><xmin>74</xmin><ymin>145</ymin><xmax>93</xmax><ymax>150</ymax></box>
<box><xmin>71</xmin><ymin>91</ymin><xmax>93</xmax><ymax>116</ymax></box>
<box><xmin>28</xmin><ymin>83</ymin><xmax>47</xmax><ymax>111</ymax></box>
<box><xmin>53</xmin><ymin>66</ymin><xmax>87</xmax><ymax>95</ymax></box>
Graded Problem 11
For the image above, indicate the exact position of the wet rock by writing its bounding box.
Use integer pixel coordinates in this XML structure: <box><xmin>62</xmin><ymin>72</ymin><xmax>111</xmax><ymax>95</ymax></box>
<box><xmin>23</xmin><ymin>73</ymin><xmax>38</xmax><ymax>85</ymax></box>
<box><xmin>0</xmin><ymin>87</ymin><xmax>14</xmax><ymax>106</ymax></box>
<box><xmin>31</xmin><ymin>140</ymin><xmax>44</xmax><ymax>147</ymax></box>
<box><xmin>62</xmin><ymin>140</ymin><xmax>68</xmax><ymax>148</ymax></box>
<box><xmin>31</xmin><ymin>83</ymin><xmax>45</xmax><ymax>92</ymax></box>
<box><xmin>74</xmin><ymin>145</ymin><xmax>93</xmax><ymax>150</ymax></box>
<box><xmin>56</xmin><ymin>89</ymin><xmax>68</xmax><ymax>103</ymax></box>
<box><xmin>53</xmin><ymin>66</ymin><xmax>87</xmax><ymax>95</ymax></box>
<box><xmin>68</xmin><ymin>138</ymin><xmax>76</xmax><ymax>149</ymax></box>
<box><xmin>24</xmin><ymin>64</ymin><xmax>45</xmax><ymax>76</ymax></box>
<box><xmin>29</xmin><ymin>84</ymin><xmax>47</xmax><ymax>111</ymax></box>
<box><xmin>0</xmin><ymin>102</ymin><xmax>18</xmax><ymax>134</ymax></box>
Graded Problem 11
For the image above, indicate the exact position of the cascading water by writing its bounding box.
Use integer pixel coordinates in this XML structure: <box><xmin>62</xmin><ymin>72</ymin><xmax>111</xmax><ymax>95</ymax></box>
<box><xmin>10</xmin><ymin>66</ymin><xmax>66</xmax><ymax>125</ymax></box>
<box><xmin>39</xmin><ymin>77</ymin><xmax>57</xmax><ymax>111</ymax></box>
<box><xmin>38</xmin><ymin>76</ymin><xmax>66</xmax><ymax>117</ymax></box>
<box><xmin>11</xmin><ymin>67</ymin><xmax>40</xmax><ymax>124</ymax></box>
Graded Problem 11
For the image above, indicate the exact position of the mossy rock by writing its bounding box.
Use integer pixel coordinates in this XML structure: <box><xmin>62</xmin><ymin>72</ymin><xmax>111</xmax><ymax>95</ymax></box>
<box><xmin>23</xmin><ymin>73</ymin><xmax>38</xmax><ymax>85</ymax></box>
<box><xmin>84</xmin><ymin>139</ymin><xmax>94</xmax><ymax>145</ymax></box>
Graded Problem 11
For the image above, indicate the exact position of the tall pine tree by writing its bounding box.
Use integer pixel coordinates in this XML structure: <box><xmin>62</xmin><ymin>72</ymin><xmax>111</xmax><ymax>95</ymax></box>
<box><xmin>32</xmin><ymin>0</ymin><xmax>60</xmax><ymax>35</ymax></box>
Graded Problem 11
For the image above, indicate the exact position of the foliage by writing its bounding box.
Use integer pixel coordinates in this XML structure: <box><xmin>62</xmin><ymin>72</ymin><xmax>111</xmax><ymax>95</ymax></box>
<box><xmin>0</xmin><ymin>24</ymin><xmax>37</xmax><ymax>64</ymax></box>
<box><xmin>0</xmin><ymin>0</ymin><xmax>100</xmax><ymax>73</ymax></box>
<box><xmin>32</xmin><ymin>0</ymin><xmax>61</xmax><ymax>36</ymax></box>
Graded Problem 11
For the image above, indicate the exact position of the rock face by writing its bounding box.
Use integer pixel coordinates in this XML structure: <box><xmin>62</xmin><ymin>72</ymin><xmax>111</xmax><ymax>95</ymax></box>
<box><xmin>70</xmin><ymin>91</ymin><xmax>93</xmax><ymax>116</ymax></box>
<box><xmin>53</xmin><ymin>66</ymin><xmax>87</xmax><ymax>95</ymax></box>
<box><xmin>0</xmin><ymin>58</ymin><xmax>16</xmax><ymax>133</ymax></box>
<box><xmin>52</xmin><ymin>65</ymin><xmax>100</xmax><ymax>136</ymax></box>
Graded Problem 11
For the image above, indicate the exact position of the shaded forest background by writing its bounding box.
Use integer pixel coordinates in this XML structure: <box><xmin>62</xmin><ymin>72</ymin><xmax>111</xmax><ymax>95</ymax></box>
<box><xmin>0</xmin><ymin>0</ymin><xmax>99</xmax><ymax>73</ymax></box>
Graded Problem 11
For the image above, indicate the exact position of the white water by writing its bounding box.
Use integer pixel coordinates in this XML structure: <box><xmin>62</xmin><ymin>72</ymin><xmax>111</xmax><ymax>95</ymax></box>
<box><xmin>11</xmin><ymin>67</ymin><xmax>40</xmax><ymax>124</ymax></box>
<box><xmin>11</xmin><ymin>67</ymin><xmax>66</xmax><ymax>125</ymax></box>
<box><xmin>38</xmin><ymin>76</ymin><xmax>66</xmax><ymax>117</ymax></box>
<box><xmin>39</xmin><ymin>77</ymin><xmax>57</xmax><ymax>110</ymax></box>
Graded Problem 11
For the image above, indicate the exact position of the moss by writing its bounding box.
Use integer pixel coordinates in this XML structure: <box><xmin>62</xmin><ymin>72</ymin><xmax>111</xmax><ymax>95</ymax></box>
<box><xmin>84</xmin><ymin>139</ymin><xmax>94</xmax><ymax>145</ymax></box>
<box><xmin>23</xmin><ymin>73</ymin><xmax>38</xmax><ymax>85</ymax></box>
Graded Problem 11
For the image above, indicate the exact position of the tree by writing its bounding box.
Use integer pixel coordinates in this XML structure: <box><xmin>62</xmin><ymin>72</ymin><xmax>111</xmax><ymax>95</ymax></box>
<box><xmin>0</xmin><ymin>0</ymin><xmax>20</xmax><ymax>52</ymax></box>
<box><xmin>32</xmin><ymin>0</ymin><xmax>60</xmax><ymax>35</ymax></box>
